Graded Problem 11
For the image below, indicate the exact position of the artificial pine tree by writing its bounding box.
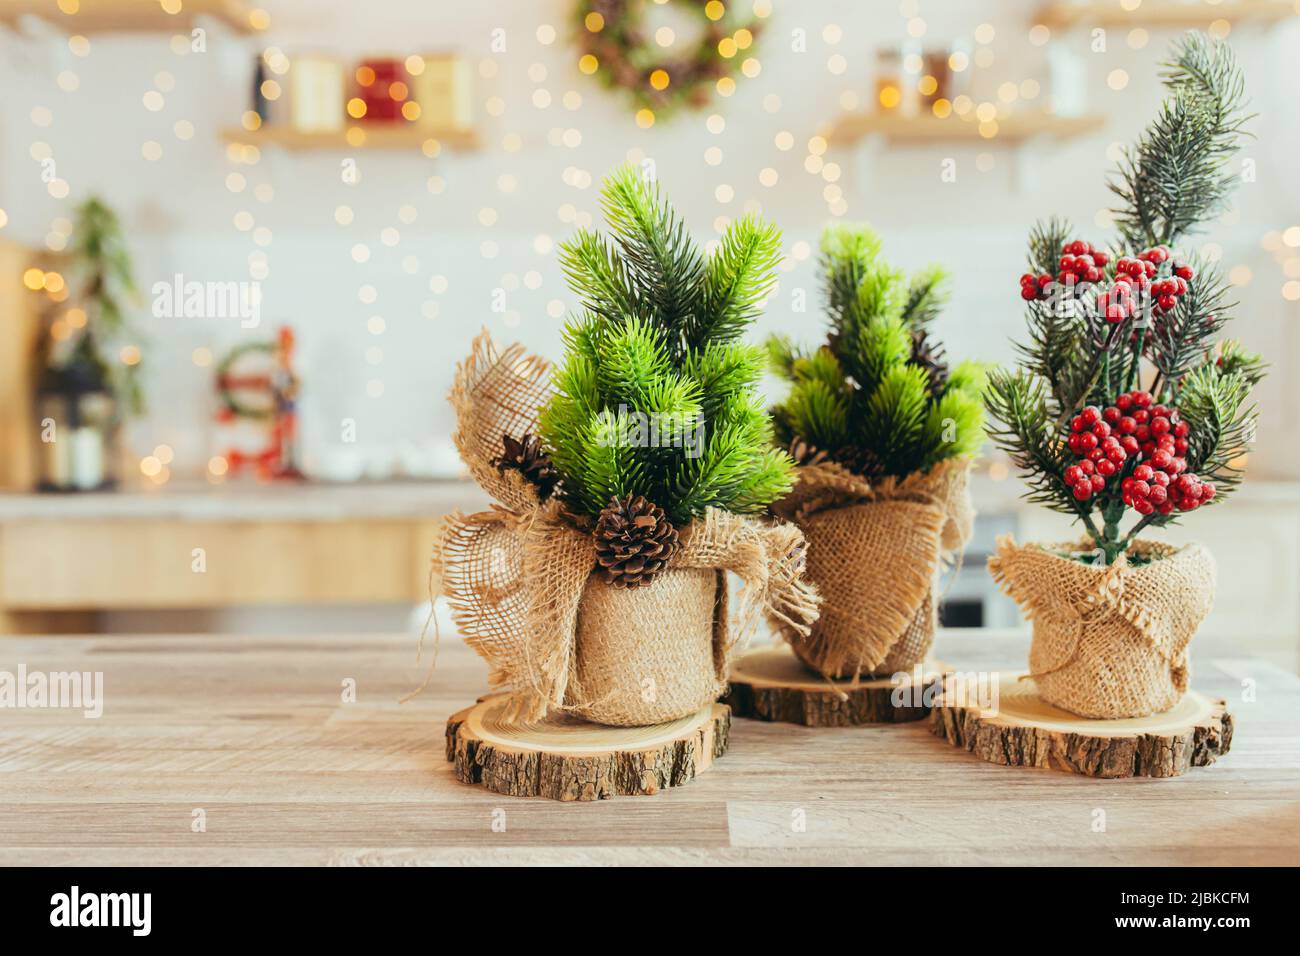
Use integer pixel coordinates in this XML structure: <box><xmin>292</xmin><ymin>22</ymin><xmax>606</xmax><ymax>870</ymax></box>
<box><xmin>987</xmin><ymin>33</ymin><xmax>1264</xmax><ymax>565</ymax></box>
<box><xmin>537</xmin><ymin>164</ymin><xmax>797</xmax><ymax>584</ymax></box>
<box><xmin>768</xmin><ymin>224</ymin><xmax>988</xmax><ymax>481</ymax></box>
<box><xmin>47</xmin><ymin>197</ymin><xmax>144</xmax><ymax>415</ymax></box>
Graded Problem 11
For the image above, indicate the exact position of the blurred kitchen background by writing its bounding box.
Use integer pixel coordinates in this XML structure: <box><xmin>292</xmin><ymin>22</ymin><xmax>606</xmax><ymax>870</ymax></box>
<box><xmin>1</xmin><ymin>0</ymin><xmax>1298</xmax><ymax>668</ymax></box>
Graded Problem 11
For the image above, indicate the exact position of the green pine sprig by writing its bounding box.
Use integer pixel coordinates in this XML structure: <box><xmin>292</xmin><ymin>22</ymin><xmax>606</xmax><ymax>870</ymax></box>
<box><xmin>540</xmin><ymin>165</ymin><xmax>795</xmax><ymax>525</ymax></box>
<box><xmin>768</xmin><ymin>223</ymin><xmax>988</xmax><ymax>480</ymax></box>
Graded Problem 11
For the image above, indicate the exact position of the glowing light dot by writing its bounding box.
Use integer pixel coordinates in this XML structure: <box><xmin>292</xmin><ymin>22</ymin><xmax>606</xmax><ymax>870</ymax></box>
<box><xmin>351</xmin><ymin>244</ymin><xmax>371</xmax><ymax>263</ymax></box>
<box><xmin>367</xmin><ymin>315</ymin><xmax>386</xmax><ymax>334</ymax></box>
<box><xmin>707</xmin><ymin>114</ymin><xmax>726</xmax><ymax>134</ymax></box>
<box><xmin>381</xmin><ymin>227</ymin><xmax>400</xmax><ymax>245</ymax></box>
<box><xmin>705</xmin><ymin>1</ymin><xmax>725</xmax><ymax>21</ymax></box>
<box><xmin>974</xmin><ymin>23</ymin><xmax>995</xmax><ymax>44</ymax></box>
<box><xmin>715</xmin><ymin>184</ymin><xmax>734</xmax><ymax>203</ymax></box>
<box><xmin>537</xmin><ymin>24</ymin><xmax>557</xmax><ymax>45</ymax></box>
<box><xmin>650</xmin><ymin>69</ymin><xmax>670</xmax><ymax>91</ymax></box>
<box><xmin>827</xmin><ymin>54</ymin><xmax>846</xmax><ymax>75</ymax></box>
<box><xmin>807</xmin><ymin>135</ymin><xmax>828</xmax><ymax>156</ymax></box>
<box><xmin>656</xmin><ymin>27</ymin><xmax>675</xmax><ymax>47</ymax></box>
<box><xmin>716</xmin><ymin>76</ymin><xmax>736</xmax><ymax>96</ymax></box>
<box><xmin>141</xmin><ymin>141</ymin><xmax>163</xmax><ymax>161</ymax></box>
<box><xmin>120</xmin><ymin>345</ymin><xmax>142</xmax><ymax>366</ymax></box>
<box><xmin>585</xmin><ymin>11</ymin><xmax>604</xmax><ymax>31</ymax></box>
<box><xmin>759</xmin><ymin>167</ymin><xmax>778</xmax><ymax>187</ymax></box>
<box><xmin>579</xmin><ymin>54</ymin><xmax>599</xmax><ymax>74</ymax></box>
<box><xmin>636</xmin><ymin>108</ymin><xmax>655</xmax><ymax>128</ymax></box>
<box><xmin>334</xmin><ymin>205</ymin><xmax>353</xmax><ymax>225</ymax></box>
<box><xmin>1108</xmin><ymin>69</ymin><xmax>1129</xmax><ymax>91</ymax></box>
<box><xmin>705</xmin><ymin>146</ymin><xmax>723</xmax><ymax>165</ymax></box>
<box><xmin>1029</xmin><ymin>24</ymin><xmax>1051</xmax><ymax>46</ymax></box>
<box><xmin>823</xmin><ymin>24</ymin><xmax>842</xmax><ymax>44</ymax></box>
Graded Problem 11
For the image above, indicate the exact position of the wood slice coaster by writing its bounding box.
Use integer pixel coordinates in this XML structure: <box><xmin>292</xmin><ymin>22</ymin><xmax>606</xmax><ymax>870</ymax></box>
<box><xmin>930</xmin><ymin>672</ymin><xmax>1232</xmax><ymax>778</ymax></box>
<box><xmin>723</xmin><ymin>644</ymin><xmax>953</xmax><ymax>726</ymax></box>
<box><xmin>445</xmin><ymin>696</ymin><xmax>730</xmax><ymax>801</ymax></box>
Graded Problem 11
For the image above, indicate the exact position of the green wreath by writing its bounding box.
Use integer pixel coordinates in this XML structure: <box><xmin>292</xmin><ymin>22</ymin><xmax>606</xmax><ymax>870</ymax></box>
<box><xmin>215</xmin><ymin>340</ymin><xmax>277</xmax><ymax>421</ymax></box>
<box><xmin>575</xmin><ymin>0</ymin><xmax>763</xmax><ymax>121</ymax></box>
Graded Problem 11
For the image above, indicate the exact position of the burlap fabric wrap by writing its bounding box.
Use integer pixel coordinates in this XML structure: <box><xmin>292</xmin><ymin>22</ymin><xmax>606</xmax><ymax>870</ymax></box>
<box><xmin>989</xmin><ymin>537</ymin><xmax>1216</xmax><ymax>719</ymax></box>
<box><xmin>434</xmin><ymin>331</ymin><xmax>821</xmax><ymax>727</ymax></box>
<box><xmin>770</xmin><ymin>457</ymin><xmax>974</xmax><ymax>680</ymax></box>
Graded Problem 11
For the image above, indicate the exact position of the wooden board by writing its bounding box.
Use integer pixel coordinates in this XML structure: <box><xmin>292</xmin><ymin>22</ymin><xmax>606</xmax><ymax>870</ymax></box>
<box><xmin>930</xmin><ymin>672</ymin><xmax>1232</xmax><ymax>778</ymax></box>
<box><xmin>1</xmin><ymin>634</ymin><xmax>1297</xmax><ymax>865</ymax></box>
<box><xmin>725</xmin><ymin>644</ymin><xmax>952</xmax><ymax>726</ymax></box>
<box><xmin>445</xmin><ymin>697</ymin><xmax>730</xmax><ymax>801</ymax></box>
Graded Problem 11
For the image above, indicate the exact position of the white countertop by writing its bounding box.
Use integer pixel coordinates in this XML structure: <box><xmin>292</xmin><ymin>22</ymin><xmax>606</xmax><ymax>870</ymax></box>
<box><xmin>0</xmin><ymin>479</ymin><xmax>491</xmax><ymax>521</ymax></box>
<box><xmin>1</xmin><ymin>472</ymin><xmax>1297</xmax><ymax>522</ymax></box>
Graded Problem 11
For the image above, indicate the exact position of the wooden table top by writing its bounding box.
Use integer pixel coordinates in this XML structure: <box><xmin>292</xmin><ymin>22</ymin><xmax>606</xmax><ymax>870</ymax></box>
<box><xmin>2</xmin><ymin>631</ymin><xmax>1297</xmax><ymax>866</ymax></box>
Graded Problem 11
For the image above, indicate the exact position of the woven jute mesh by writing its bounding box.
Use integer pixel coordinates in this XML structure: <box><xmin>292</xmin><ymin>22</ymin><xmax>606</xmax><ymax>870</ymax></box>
<box><xmin>989</xmin><ymin>536</ymin><xmax>1216</xmax><ymax>719</ymax></box>
<box><xmin>572</xmin><ymin>567</ymin><xmax>725</xmax><ymax>726</ymax></box>
<box><xmin>434</xmin><ymin>330</ymin><xmax>821</xmax><ymax>726</ymax></box>
<box><xmin>774</xmin><ymin>457</ymin><xmax>973</xmax><ymax>680</ymax></box>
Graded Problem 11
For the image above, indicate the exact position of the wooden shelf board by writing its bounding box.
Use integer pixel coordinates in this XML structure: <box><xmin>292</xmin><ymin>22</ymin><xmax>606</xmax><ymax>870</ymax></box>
<box><xmin>0</xmin><ymin>0</ymin><xmax>261</xmax><ymax>34</ymax></box>
<box><xmin>220</xmin><ymin>125</ymin><xmax>481</xmax><ymax>152</ymax></box>
<box><xmin>827</xmin><ymin>111</ymin><xmax>1106</xmax><ymax>147</ymax></box>
<box><xmin>1035</xmin><ymin>0</ymin><xmax>1297</xmax><ymax>30</ymax></box>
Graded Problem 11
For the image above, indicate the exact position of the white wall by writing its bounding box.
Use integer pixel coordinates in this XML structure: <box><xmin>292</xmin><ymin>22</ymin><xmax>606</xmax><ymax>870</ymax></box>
<box><xmin>2</xmin><ymin>0</ymin><xmax>1298</xmax><ymax>479</ymax></box>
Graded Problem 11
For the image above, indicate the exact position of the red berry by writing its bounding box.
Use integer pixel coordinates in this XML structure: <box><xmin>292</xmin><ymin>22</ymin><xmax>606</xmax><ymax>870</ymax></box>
<box><xmin>1107</xmin><ymin>447</ymin><xmax>1126</xmax><ymax>465</ymax></box>
<box><xmin>1073</xmin><ymin>480</ymin><xmax>1093</xmax><ymax>501</ymax></box>
<box><xmin>1064</xmin><ymin>465</ymin><xmax>1083</xmax><ymax>485</ymax></box>
<box><xmin>1093</xmin><ymin>421</ymin><xmax>1112</xmax><ymax>439</ymax></box>
<box><xmin>1152</xmin><ymin>471</ymin><xmax>1169</xmax><ymax>487</ymax></box>
<box><xmin>1174</xmin><ymin>438</ymin><xmax>1189</xmax><ymax>455</ymax></box>
<box><xmin>1078</xmin><ymin>432</ymin><xmax>1098</xmax><ymax>452</ymax></box>
<box><xmin>1120</xmin><ymin>436</ymin><xmax>1140</xmax><ymax>455</ymax></box>
<box><xmin>1020</xmin><ymin>285</ymin><xmax>1038</xmax><ymax>300</ymax></box>
<box><xmin>1151</xmin><ymin>417</ymin><xmax>1171</xmax><ymax>437</ymax></box>
<box><xmin>1173</xmin><ymin>420</ymin><xmax>1189</xmax><ymax>438</ymax></box>
<box><xmin>1158</xmin><ymin>294</ymin><xmax>1177</xmax><ymax>312</ymax></box>
<box><xmin>1174</xmin><ymin>263</ymin><xmax>1194</xmax><ymax>280</ymax></box>
<box><xmin>1133</xmin><ymin>410</ymin><xmax>1150</xmax><ymax>425</ymax></box>
<box><xmin>1038</xmin><ymin>273</ymin><xmax>1053</xmax><ymax>288</ymax></box>
<box><xmin>1102</xmin><ymin>406</ymin><xmax>1121</xmax><ymax>424</ymax></box>
<box><xmin>1118</xmin><ymin>416</ymin><xmax>1136</xmax><ymax>434</ymax></box>
<box><xmin>1097</xmin><ymin>458</ymin><xmax>1117</xmax><ymax>477</ymax></box>
<box><xmin>1150</xmin><ymin>449</ymin><xmax>1173</xmax><ymax>471</ymax></box>
<box><xmin>1080</xmin><ymin>406</ymin><xmax>1101</xmax><ymax>426</ymax></box>
<box><xmin>1148</xmin><ymin>485</ymin><xmax>1168</xmax><ymax>505</ymax></box>
<box><xmin>1158</xmin><ymin>499</ymin><xmax>1175</xmax><ymax>515</ymax></box>
<box><xmin>1133</xmin><ymin>464</ymin><xmax>1154</xmax><ymax>482</ymax></box>
<box><xmin>1134</xmin><ymin>498</ymin><xmax>1155</xmax><ymax>515</ymax></box>
<box><xmin>1079</xmin><ymin>459</ymin><xmax>1096</xmax><ymax>475</ymax></box>
<box><xmin>1201</xmin><ymin>483</ymin><xmax>1216</xmax><ymax>501</ymax></box>
<box><xmin>1088</xmin><ymin>447</ymin><xmax>1106</xmax><ymax>463</ymax></box>
<box><xmin>1093</xmin><ymin>251</ymin><xmax>1109</xmax><ymax>267</ymax></box>
<box><xmin>1091</xmin><ymin>474</ymin><xmax>1106</xmax><ymax>492</ymax></box>
<box><xmin>1116</xmin><ymin>394</ymin><xmax>1133</xmax><ymax>411</ymax></box>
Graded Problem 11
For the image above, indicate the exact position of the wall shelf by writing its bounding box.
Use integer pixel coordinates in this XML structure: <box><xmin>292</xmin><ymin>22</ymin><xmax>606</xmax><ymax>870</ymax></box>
<box><xmin>827</xmin><ymin>111</ymin><xmax>1105</xmax><ymax>147</ymax></box>
<box><xmin>220</xmin><ymin>125</ymin><xmax>481</xmax><ymax>153</ymax></box>
<box><xmin>1034</xmin><ymin>0</ymin><xmax>1297</xmax><ymax>30</ymax></box>
<box><xmin>0</xmin><ymin>0</ymin><xmax>262</xmax><ymax>34</ymax></box>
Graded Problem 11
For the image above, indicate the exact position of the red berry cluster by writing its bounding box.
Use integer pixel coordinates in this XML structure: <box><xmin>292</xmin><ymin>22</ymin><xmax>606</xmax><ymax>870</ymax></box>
<box><xmin>1018</xmin><ymin>239</ymin><xmax>1110</xmax><ymax>301</ymax></box>
<box><xmin>1096</xmin><ymin>246</ymin><xmax>1195</xmax><ymax>324</ymax></box>
<box><xmin>1062</xmin><ymin>390</ymin><xmax>1214</xmax><ymax>514</ymax></box>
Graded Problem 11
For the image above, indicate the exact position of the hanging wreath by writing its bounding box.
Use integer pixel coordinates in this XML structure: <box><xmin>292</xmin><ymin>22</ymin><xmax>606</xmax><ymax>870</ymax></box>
<box><xmin>215</xmin><ymin>340</ymin><xmax>278</xmax><ymax>421</ymax></box>
<box><xmin>575</xmin><ymin>0</ymin><xmax>763</xmax><ymax>122</ymax></box>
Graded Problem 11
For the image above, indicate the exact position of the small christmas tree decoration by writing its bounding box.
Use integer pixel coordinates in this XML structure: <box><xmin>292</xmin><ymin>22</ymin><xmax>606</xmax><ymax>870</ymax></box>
<box><xmin>433</xmin><ymin>165</ymin><xmax>818</xmax><ymax>752</ymax></box>
<box><xmin>984</xmin><ymin>33</ymin><xmax>1263</xmax><ymax>722</ymax></box>
<box><xmin>761</xmin><ymin>224</ymin><xmax>987</xmax><ymax>684</ymax></box>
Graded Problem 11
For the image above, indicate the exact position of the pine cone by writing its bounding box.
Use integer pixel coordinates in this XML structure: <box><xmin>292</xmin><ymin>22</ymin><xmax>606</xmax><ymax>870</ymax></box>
<box><xmin>593</xmin><ymin>494</ymin><xmax>680</xmax><ymax>589</ymax></box>
<box><xmin>493</xmin><ymin>433</ymin><xmax>559</xmax><ymax>500</ymax></box>
<box><xmin>910</xmin><ymin>328</ymin><xmax>950</xmax><ymax>397</ymax></box>
<box><xmin>787</xmin><ymin>437</ymin><xmax>829</xmax><ymax>467</ymax></box>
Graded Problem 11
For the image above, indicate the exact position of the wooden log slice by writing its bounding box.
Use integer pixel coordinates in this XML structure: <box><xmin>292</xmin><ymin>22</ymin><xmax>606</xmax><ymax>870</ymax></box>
<box><xmin>724</xmin><ymin>643</ymin><xmax>954</xmax><ymax>726</ymax></box>
<box><xmin>445</xmin><ymin>696</ymin><xmax>730</xmax><ymax>801</ymax></box>
<box><xmin>930</xmin><ymin>672</ymin><xmax>1232</xmax><ymax>778</ymax></box>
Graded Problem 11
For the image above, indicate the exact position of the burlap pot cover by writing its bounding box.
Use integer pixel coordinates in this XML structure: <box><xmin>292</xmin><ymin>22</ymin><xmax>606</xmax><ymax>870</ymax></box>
<box><xmin>570</xmin><ymin>567</ymin><xmax>726</xmax><ymax>726</ymax></box>
<box><xmin>989</xmin><ymin>536</ymin><xmax>1217</xmax><ymax>719</ymax></box>
<box><xmin>774</xmin><ymin>458</ymin><xmax>974</xmax><ymax>680</ymax></box>
<box><xmin>431</xmin><ymin>331</ymin><xmax>821</xmax><ymax>726</ymax></box>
